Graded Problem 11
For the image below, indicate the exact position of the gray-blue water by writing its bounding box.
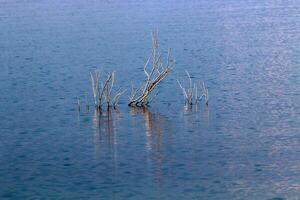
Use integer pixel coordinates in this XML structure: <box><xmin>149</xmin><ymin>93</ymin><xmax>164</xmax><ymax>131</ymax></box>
<box><xmin>1</xmin><ymin>0</ymin><xmax>300</xmax><ymax>199</ymax></box>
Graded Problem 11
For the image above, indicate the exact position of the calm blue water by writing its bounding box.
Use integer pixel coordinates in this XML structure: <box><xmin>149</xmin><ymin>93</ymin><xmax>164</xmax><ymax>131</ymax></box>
<box><xmin>1</xmin><ymin>0</ymin><xmax>300</xmax><ymax>199</ymax></box>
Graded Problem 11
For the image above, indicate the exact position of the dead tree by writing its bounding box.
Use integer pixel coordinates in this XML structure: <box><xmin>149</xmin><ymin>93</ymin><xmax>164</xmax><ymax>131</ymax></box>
<box><xmin>129</xmin><ymin>31</ymin><xmax>174</xmax><ymax>106</ymax></box>
<box><xmin>90</xmin><ymin>70</ymin><xmax>126</xmax><ymax>110</ymax></box>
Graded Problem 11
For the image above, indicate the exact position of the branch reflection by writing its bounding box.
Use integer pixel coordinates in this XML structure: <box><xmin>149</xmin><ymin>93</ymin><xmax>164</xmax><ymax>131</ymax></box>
<box><xmin>130</xmin><ymin>106</ymin><xmax>169</xmax><ymax>184</ymax></box>
<box><xmin>131</xmin><ymin>107</ymin><xmax>166</xmax><ymax>151</ymax></box>
<box><xmin>92</xmin><ymin>108</ymin><xmax>122</xmax><ymax>159</ymax></box>
<box><xmin>182</xmin><ymin>104</ymin><xmax>210</xmax><ymax>128</ymax></box>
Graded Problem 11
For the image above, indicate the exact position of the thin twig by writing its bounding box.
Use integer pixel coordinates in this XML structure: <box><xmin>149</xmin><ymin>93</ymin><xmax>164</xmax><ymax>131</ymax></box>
<box><xmin>177</xmin><ymin>71</ymin><xmax>209</xmax><ymax>106</ymax></box>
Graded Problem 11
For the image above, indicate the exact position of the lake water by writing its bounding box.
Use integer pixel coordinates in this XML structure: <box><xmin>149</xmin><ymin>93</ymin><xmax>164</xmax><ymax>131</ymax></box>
<box><xmin>1</xmin><ymin>0</ymin><xmax>300</xmax><ymax>199</ymax></box>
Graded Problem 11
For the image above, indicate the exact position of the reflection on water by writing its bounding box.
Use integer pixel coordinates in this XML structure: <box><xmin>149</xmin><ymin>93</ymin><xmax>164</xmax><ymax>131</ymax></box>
<box><xmin>130</xmin><ymin>107</ymin><xmax>168</xmax><ymax>184</ymax></box>
<box><xmin>92</xmin><ymin>106</ymin><xmax>170</xmax><ymax>185</ymax></box>
<box><xmin>182</xmin><ymin>104</ymin><xmax>210</xmax><ymax>129</ymax></box>
<box><xmin>92</xmin><ymin>108</ymin><xmax>122</xmax><ymax>159</ymax></box>
<box><xmin>130</xmin><ymin>107</ymin><xmax>165</xmax><ymax>151</ymax></box>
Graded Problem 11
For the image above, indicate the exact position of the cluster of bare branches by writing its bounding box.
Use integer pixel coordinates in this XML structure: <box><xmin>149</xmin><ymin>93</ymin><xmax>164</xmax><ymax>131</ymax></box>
<box><xmin>90</xmin><ymin>70</ymin><xmax>126</xmax><ymax>110</ymax></box>
<box><xmin>177</xmin><ymin>70</ymin><xmax>209</xmax><ymax>106</ymax></box>
<box><xmin>128</xmin><ymin>31</ymin><xmax>174</xmax><ymax>106</ymax></box>
<box><xmin>77</xmin><ymin>31</ymin><xmax>212</xmax><ymax>112</ymax></box>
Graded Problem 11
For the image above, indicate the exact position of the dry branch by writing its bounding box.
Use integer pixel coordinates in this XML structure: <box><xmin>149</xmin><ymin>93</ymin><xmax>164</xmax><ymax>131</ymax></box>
<box><xmin>129</xmin><ymin>31</ymin><xmax>174</xmax><ymax>106</ymax></box>
<box><xmin>90</xmin><ymin>70</ymin><xmax>125</xmax><ymax>110</ymax></box>
<box><xmin>177</xmin><ymin>71</ymin><xmax>209</xmax><ymax>106</ymax></box>
<box><xmin>90</xmin><ymin>71</ymin><xmax>100</xmax><ymax>107</ymax></box>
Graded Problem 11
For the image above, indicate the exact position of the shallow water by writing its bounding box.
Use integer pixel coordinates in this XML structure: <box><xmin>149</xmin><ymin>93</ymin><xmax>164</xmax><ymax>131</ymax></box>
<box><xmin>1</xmin><ymin>0</ymin><xmax>300</xmax><ymax>199</ymax></box>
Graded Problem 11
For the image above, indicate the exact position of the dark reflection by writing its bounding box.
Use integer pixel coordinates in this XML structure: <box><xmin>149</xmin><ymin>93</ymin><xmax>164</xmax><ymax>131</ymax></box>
<box><xmin>130</xmin><ymin>106</ymin><xmax>169</xmax><ymax>184</ymax></box>
<box><xmin>92</xmin><ymin>108</ymin><xmax>122</xmax><ymax>158</ymax></box>
<box><xmin>182</xmin><ymin>104</ymin><xmax>210</xmax><ymax>128</ymax></box>
<box><xmin>183</xmin><ymin>104</ymin><xmax>201</xmax><ymax>113</ymax></box>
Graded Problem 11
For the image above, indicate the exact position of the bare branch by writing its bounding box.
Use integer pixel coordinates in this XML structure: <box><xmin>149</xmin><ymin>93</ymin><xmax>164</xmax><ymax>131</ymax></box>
<box><xmin>129</xmin><ymin>31</ymin><xmax>174</xmax><ymax>106</ymax></box>
<box><xmin>90</xmin><ymin>71</ymin><xmax>100</xmax><ymax>107</ymax></box>
<box><xmin>112</xmin><ymin>89</ymin><xmax>127</xmax><ymax>108</ymax></box>
<box><xmin>99</xmin><ymin>72</ymin><xmax>113</xmax><ymax>107</ymax></box>
<box><xmin>89</xmin><ymin>70</ymin><xmax>124</xmax><ymax>110</ymax></box>
<box><xmin>202</xmin><ymin>82</ymin><xmax>209</xmax><ymax>105</ymax></box>
<box><xmin>177</xmin><ymin>71</ymin><xmax>209</xmax><ymax>106</ymax></box>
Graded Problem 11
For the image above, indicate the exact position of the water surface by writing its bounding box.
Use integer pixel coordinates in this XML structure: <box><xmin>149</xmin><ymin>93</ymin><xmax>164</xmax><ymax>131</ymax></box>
<box><xmin>1</xmin><ymin>0</ymin><xmax>300</xmax><ymax>199</ymax></box>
